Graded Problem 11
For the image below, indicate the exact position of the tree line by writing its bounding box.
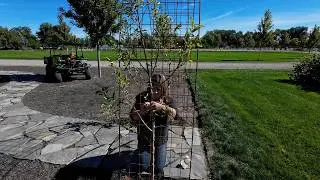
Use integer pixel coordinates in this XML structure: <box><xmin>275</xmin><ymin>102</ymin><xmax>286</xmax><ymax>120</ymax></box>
<box><xmin>201</xmin><ymin>10</ymin><xmax>320</xmax><ymax>51</ymax></box>
<box><xmin>1</xmin><ymin>8</ymin><xmax>319</xmax><ymax>52</ymax></box>
<box><xmin>0</xmin><ymin>13</ymin><xmax>98</xmax><ymax>50</ymax></box>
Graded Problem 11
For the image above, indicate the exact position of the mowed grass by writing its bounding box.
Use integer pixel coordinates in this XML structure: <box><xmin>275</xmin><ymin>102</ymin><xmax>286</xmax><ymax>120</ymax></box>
<box><xmin>194</xmin><ymin>70</ymin><xmax>320</xmax><ymax>179</ymax></box>
<box><xmin>196</xmin><ymin>51</ymin><xmax>308</xmax><ymax>62</ymax></box>
<box><xmin>0</xmin><ymin>50</ymin><xmax>309</xmax><ymax>62</ymax></box>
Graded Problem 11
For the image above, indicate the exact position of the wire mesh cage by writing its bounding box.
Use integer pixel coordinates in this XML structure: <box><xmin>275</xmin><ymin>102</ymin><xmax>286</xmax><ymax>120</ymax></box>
<box><xmin>110</xmin><ymin>0</ymin><xmax>205</xmax><ymax>179</ymax></box>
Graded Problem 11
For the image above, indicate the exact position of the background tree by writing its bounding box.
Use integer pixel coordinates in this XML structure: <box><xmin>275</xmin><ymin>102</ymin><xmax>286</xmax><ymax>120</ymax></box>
<box><xmin>62</xmin><ymin>0</ymin><xmax>119</xmax><ymax>78</ymax></box>
<box><xmin>234</xmin><ymin>31</ymin><xmax>245</xmax><ymax>48</ymax></box>
<box><xmin>307</xmin><ymin>25</ymin><xmax>320</xmax><ymax>52</ymax></box>
<box><xmin>257</xmin><ymin>9</ymin><xmax>274</xmax><ymax>48</ymax></box>
<box><xmin>36</xmin><ymin>23</ymin><xmax>56</xmax><ymax>48</ymax></box>
<box><xmin>0</xmin><ymin>27</ymin><xmax>10</xmax><ymax>49</ymax></box>
<box><xmin>8</xmin><ymin>29</ymin><xmax>24</xmax><ymax>50</ymax></box>
<box><xmin>201</xmin><ymin>31</ymin><xmax>223</xmax><ymax>48</ymax></box>
<box><xmin>287</xmin><ymin>26</ymin><xmax>308</xmax><ymax>49</ymax></box>
<box><xmin>11</xmin><ymin>27</ymin><xmax>34</xmax><ymax>48</ymax></box>
<box><xmin>1</xmin><ymin>26</ymin><xmax>39</xmax><ymax>49</ymax></box>
<box><xmin>56</xmin><ymin>12</ymin><xmax>73</xmax><ymax>48</ymax></box>
<box><xmin>290</xmin><ymin>38</ymin><xmax>300</xmax><ymax>48</ymax></box>
<box><xmin>201</xmin><ymin>31</ymin><xmax>214</xmax><ymax>48</ymax></box>
<box><xmin>244</xmin><ymin>32</ymin><xmax>256</xmax><ymax>48</ymax></box>
<box><xmin>36</xmin><ymin>19</ymin><xmax>73</xmax><ymax>50</ymax></box>
<box><xmin>0</xmin><ymin>27</ymin><xmax>15</xmax><ymax>49</ymax></box>
<box><xmin>280</xmin><ymin>31</ymin><xmax>290</xmax><ymax>49</ymax></box>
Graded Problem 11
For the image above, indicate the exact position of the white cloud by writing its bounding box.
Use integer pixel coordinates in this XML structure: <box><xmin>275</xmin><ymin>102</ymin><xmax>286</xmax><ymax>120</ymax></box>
<box><xmin>203</xmin><ymin>8</ymin><xmax>246</xmax><ymax>23</ymax></box>
<box><xmin>203</xmin><ymin>11</ymin><xmax>234</xmax><ymax>23</ymax></box>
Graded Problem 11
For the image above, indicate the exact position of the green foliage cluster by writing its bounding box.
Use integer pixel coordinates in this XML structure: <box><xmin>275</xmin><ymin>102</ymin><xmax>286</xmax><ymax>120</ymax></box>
<box><xmin>62</xmin><ymin>0</ymin><xmax>121</xmax><ymax>77</ymax></box>
<box><xmin>290</xmin><ymin>54</ymin><xmax>320</xmax><ymax>85</ymax></box>
<box><xmin>62</xmin><ymin>0</ymin><xmax>119</xmax><ymax>45</ymax></box>
<box><xmin>36</xmin><ymin>22</ymin><xmax>74</xmax><ymax>48</ymax></box>
<box><xmin>0</xmin><ymin>26</ymin><xmax>39</xmax><ymax>50</ymax></box>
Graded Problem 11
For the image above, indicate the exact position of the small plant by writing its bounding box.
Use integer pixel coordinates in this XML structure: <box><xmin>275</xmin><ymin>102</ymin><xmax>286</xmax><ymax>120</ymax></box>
<box><xmin>290</xmin><ymin>54</ymin><xmax>320</xmax><ymax>85</ymax></box>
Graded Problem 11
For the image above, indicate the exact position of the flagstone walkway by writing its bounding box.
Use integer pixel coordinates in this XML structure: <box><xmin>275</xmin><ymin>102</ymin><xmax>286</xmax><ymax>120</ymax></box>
<box><xmin>0</xmin><ymin>71</ymin><xmax>207</xmax><ymax>179</ymax></box>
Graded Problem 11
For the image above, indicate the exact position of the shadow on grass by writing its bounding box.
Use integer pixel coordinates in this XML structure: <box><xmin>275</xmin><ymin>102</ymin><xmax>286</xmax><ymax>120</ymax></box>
<box><xmin>55</xmin><ymin>151</ymin><xmax>140</xmax><ymax>180</ymax></box>
<box><xmin>276</xmin><ymin>79</ymin><xmax>320</xmax><ymax>93</ymax></box>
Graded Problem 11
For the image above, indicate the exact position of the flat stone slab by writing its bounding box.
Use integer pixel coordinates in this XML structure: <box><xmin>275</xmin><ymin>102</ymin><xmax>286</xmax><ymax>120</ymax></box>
<box><xmin>13</xmin><ymin>139</ymin><xmax>44</xmax><ymax>159</ymax></box>
<box><xmin>28</xmin><ymin>113</ymin><xmax>52</xmax><ymax>122</ymax></box>
<box><xmin>95</xmin><ymin>127</ymin><xmax>118</xmax><ymax>145</ymax></box>
<box><xmin>39</xmin><ymin>146</ymin><xmax>95</xmax><ymax>165</ymax></box>
<box><xmin>0</xmin><ymin>138</ymin><xmax>31</xmax><ymax>154</ymax></box>
<box><xmin>0</xmin><ymin>125</ymin><xmax>26</xmax><ymax>141</ymax></box>
<box><xmin>75</xmin><ymin>133</ymin><xmax>97</xmax><ymax>147</ymax></box>
<box><xmin>1</xmin><ymin>115</ymin><xmax>29</xmax><ymax>124</ymax></box>
<box><xmin>4</xmin><ymin>106</ymin><xmax>40</xmax><ymax>117</ymax></box>
<box><xmin>41</xmin><ymin>131</ymin><xmax>83</xmax><ymax>154</ymax></box>
<box><xmin>184</xmin><ymin>127</ymin><xmax>202</xmax><ymax>146</ymax></box>
<box><xmin>71</xmin><ymin>144</ymin><xmax>108</xmax><ymax>168</ymax></box>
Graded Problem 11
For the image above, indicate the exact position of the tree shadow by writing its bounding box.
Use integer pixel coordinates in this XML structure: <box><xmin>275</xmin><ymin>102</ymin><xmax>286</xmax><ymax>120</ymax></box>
<box><xmin>0</xmin><ymin>75</ymin><xmax>10</xmax><ymax>83</ymax></box>
<box><xmin>8</xmin><ymin>74</ymin><xmax>47</xmax><ymax>83</ymax></box>
<box><xmin>2</xmin><ymin>73</ymin><xmax>90</xmax><ymax>84</ymax></box>
<box><xmin>276</xmin><ymin>79</ymin><xmax>320</xmax><ymax>93</ymax></box>
<box><xmin>55</xmin><ymin>150</ymin><xmax>140</xmax><ymax>180</ymax></box>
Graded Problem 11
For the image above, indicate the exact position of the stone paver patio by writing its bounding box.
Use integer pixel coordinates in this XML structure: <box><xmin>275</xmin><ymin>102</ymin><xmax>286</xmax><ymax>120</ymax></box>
<box><xmin>0</xmin><ymin>71</ymin><xmax>207</xmax><ymax>179</ymax></box>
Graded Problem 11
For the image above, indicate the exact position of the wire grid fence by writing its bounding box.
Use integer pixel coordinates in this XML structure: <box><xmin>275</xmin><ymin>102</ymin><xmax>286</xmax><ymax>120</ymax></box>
<box><xmin>113</xmin><ymin>0</ymin><xmax>202</xmax><ymax>179</ymax></box>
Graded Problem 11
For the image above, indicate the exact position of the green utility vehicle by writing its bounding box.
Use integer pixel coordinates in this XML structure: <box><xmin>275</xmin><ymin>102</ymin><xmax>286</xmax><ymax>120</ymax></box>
<box><xmin>44</xmin><ymin>49</ymin><xmax>91</xmax><ymax>82</ymax></box>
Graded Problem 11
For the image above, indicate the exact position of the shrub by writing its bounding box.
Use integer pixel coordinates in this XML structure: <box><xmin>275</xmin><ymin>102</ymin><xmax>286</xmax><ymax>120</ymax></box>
<box><xmin>290</xmin><ymin>54</ymin><xmax>320</xmax><ymax>85</ymax></box>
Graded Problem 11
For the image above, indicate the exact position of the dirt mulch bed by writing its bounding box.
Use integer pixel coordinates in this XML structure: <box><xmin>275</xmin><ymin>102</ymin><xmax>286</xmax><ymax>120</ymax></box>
<box><xmin>21</xmin><ymin>67</ymin><xmax>115</xmax><ymax>121</ymax></box>
<box><xmin>0</xmin><ymin>66</ymin><xmax>197</xmax><ymax>126</ymax></box>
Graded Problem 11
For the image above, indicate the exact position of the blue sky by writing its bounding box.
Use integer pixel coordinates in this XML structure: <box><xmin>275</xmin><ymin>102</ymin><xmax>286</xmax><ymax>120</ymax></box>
<box><xmin>0</xmin><ymin>0</ymin><xmax>320</xmax><ymax>37</ymax></box>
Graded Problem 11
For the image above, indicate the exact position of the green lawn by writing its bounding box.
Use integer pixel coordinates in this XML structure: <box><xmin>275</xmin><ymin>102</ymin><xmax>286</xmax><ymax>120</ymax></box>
<box><xmin>0</xmin><ymin>50</ymin><xmax>310</xmax><ymax>62</ymax></box>
<box><xmin>194</xmin><ymin>70</ymin><xmax>320</xmax><ymax>179</ymax></box>
<box><xmin>195</xmin><ymin>51</ymin><xmax>309</xmax><ymax>62</ymax></box>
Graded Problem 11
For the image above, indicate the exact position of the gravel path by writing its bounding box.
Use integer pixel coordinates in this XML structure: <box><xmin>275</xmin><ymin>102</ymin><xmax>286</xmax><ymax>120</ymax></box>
<box><xmin>0</xmin><ymin>153</ymin><xmax>63</xmax><ymax>180</ymax></box>
<box><xmin>0</xmin><ymin>59</ymin><xmax>296</xmax><ymax>70</ymax></box>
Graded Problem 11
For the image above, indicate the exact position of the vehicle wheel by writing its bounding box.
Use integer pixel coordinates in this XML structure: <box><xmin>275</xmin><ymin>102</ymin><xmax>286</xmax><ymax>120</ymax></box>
<box><xmin>85</xmin><ymin>68</ymin><xmax>92</xmax><ymax>80</ymax></box>
<box><xmin>54</xmin><ymin>72</ymin><xmax>63</xmax><ymax>83</ymax></box>
<box><xmin>62</xmin><ymin>71</ymin><xmax>70</xmax><ymax>82</ymax></box>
